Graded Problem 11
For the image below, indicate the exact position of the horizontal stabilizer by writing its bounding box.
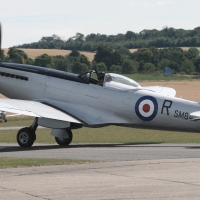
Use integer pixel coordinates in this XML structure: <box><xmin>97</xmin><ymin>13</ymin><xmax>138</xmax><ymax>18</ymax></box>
<box><xmin>190</xmin><ymin>111</ymin><xmax>200</xmax><ymax>121</ymax></box>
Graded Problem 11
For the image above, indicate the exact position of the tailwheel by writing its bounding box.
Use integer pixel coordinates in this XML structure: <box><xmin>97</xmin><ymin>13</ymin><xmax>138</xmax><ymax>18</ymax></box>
<box><xmin>55</xmin><ymin>130</ymin><xmax>73</xmax><ymax>146</ymax></box>
<box><xmin>17</xmin><ymin>127</ymin><xmax>36</xmax><ymax>147</ymax></box>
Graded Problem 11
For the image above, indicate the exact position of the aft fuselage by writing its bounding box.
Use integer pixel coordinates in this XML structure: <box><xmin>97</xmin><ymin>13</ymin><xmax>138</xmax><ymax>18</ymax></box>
<box><xmin>0</xmin><ymin>62</ymin><xmax>200</xmax><ymax>133</ymax></box>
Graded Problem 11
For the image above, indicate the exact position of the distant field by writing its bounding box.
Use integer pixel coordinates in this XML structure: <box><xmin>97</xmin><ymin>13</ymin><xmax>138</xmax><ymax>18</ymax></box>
<box><xmin>2</xmin><ymin>48</ymin><xmax>95</xmax><ymax>62</ymax></box>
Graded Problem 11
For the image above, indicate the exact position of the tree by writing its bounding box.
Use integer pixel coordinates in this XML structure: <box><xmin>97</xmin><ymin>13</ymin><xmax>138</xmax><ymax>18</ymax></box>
<box><xmin>138</xmin><ymin>61</ymin><xmax>145</xmax><ymax>72</ymax></box>
<box><xmin>185</xmin><ymin>47</ymin><xmax>199</xmax><ymax>60</ymax></box>
<box><xmin>34</xmin><ymin>54</ymin><xmax>51</xmax><ymax>67</ymax></box>
<box><xmin>122</xmin><ymin>59</ymin><xmax>136</xmax><ymax>74</ymax></box>
<box><xmin>93</xmin><ymin>44</ymin><xmax>113</xmax><ymax>70</ymax></box>
<box><xmin>110</xmin><ymin>65</ymin><xmax>122</xmax><ymax>73</ymax></box>
<box><xmin>16</xmin><ymin>26</ymin><xmax>200</xmax><ymax>50</ymax></box>
<box><xmin>143</xmin><ymin>63</ymin><xmax>156</xmax><ymax>73</ymax></box>
<box><xmin>25</xmin><ymin>58</ymin><xmax>34</xmax><ymax>65</ymax></box>
<box><xmin>181</xmin><ymin>59</ymin><xmax>195</xmax><ymax>74</ymax></box>
<box><xmin>68</xmin><ymin>50</ymin><xmax>91</xmax><ymax>70</ymax></box>
<box><xmin>73</xmin><ymin>33</ymin><xmax>85</xmax><ymax>41</ymax></box>
<box><xmin>194</xmin><ymin>57</ymin><xmax>200</xmax><ymax>72</ymax></box>
<box><xmin>79</xmin><ymin>54</ymin><xmax>91</xmax><ymax>67</ymax></box>
<box><xmin>7</xmin><ymin>47</ymin><xmax>28</xmax><ymax>63</ymax></box>
<box><xmin>131</xmin><ymin>48</ymin><xmax>153</xmax><ymax>63</ymax></box>
<box><xmin>51</xmin><ymin>56</ymin><xmax>70</xmax><ymax>71</ymax></box>
<box><xmin>71</xmin><ymin>62</ymin><xmax>88</xmax><ymax>74</ymax></box>
<box><xmin>0</xmin><ymin>50</ymin><xmax>4</xmax><ymax>59</ymax></box>
<box><xmin>69</xmin><ymin>49</ymin><xmax>80</xmax><ymax>57</ymax></box>
<box><xmin>157</xmin><ymin>58</ymin><xmax>171</xmax><ymax>70</ymax></box>
<box><xmin>125</xmin><ymin>31</ymin><xmax>136</xmax><ymax>40</ymax></box>
<box><xmin>111</xmin><ymin>50</ymin><xmax>123</xmax><ymax>66</ymax></box>
<box><xmin>0</xmin><ymin>50</ymin><xmax>6</xmax><ymax>62</ymax></box>
<box><xmin>96</xmin><ymin>62</ymin><xmax>107</xmax><ymax>72</ymax></box>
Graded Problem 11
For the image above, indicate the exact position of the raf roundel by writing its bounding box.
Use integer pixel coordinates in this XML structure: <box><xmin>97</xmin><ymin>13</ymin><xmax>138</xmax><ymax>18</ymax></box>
<box><xmin>135</xmin><ymin>96</ymin><xmax>158</xmax><ymax>121</ymax></box>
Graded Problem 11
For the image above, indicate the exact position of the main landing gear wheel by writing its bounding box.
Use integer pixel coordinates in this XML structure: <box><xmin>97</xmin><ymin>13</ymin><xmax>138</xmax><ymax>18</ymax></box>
<box><xmin>55</xmin><ymin>130</ymin><xmax>73</xmax><ymax>146</ymax></box>
<box><xmin>17</xmin><ymin>127</ymin><xmax>36</xmax><ymax>147</ymax></box>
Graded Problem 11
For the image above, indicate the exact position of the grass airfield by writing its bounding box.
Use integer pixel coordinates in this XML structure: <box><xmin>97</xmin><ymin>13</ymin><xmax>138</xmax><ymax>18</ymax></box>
<box><xmin>1</xmin><ymin>118</ymin><xmax>200</xmax><ymax>168</ymax></box>
<box><xmin>1</xmin><ymin>118</ymin><xmax>200</xmax><ymax>144</ymax></box>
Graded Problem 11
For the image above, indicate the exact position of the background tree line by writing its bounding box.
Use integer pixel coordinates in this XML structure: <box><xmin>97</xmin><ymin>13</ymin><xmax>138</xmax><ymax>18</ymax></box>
<box><xmin>15</xmin><ymin>27</ymin><xmax>200</xmax><ymax>51</ymax></box>
<box><xmin>1</xmin><ymin>45</ymin><xmax>200</xmax><ymax>75</ymax></box>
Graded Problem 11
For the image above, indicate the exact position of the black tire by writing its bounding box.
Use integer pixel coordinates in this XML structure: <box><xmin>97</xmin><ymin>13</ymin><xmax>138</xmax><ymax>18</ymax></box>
<box><xmin>55</xmin><ymin>130</ymin><xmax>73</xmax><ymax>146</ymax></box>
<box><xmin>17</xmin><ymin>127</ymin><xmax>35</xmax><ymax>147</ymax></box>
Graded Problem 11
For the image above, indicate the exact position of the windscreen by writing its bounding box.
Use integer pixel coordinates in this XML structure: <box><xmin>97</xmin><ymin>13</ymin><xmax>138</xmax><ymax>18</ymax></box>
<box><xmin>105</xmin><ymin>73</ymin><xmax>140</xmax><ymax>88</ymax></box>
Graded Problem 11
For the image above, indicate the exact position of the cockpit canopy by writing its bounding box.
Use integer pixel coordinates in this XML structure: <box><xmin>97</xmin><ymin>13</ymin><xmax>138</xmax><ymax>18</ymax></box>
<box><xmin>79</xmin><ymin>70</ymin><xmax>141</xmax><ymax>90</ymax></box>
<box><xmin>104</xmin><ymin>73</ymin><xmax>140</xmax><ymax>90</ymax></box>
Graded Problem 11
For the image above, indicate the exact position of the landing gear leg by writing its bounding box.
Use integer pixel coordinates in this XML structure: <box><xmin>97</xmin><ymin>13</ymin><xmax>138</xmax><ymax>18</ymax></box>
<box><xmin>17</xmin><ymin>118</ymin><xmax>38</xmax><ymax>147</ymax></box>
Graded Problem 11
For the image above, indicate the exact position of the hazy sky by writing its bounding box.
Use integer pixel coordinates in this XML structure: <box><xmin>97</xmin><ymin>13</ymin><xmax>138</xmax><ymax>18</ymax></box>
<box><xmin>1</xmin><ymin>0</ymin><xmax>200</xmax><ymax>48</ymax></box>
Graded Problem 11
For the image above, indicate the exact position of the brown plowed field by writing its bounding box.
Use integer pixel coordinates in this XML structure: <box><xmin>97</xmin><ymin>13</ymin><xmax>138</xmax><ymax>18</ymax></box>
<box><xmin>1</xmin><ymin>81</ymin><xmax>200</xmax><ymax>101</ymax></box>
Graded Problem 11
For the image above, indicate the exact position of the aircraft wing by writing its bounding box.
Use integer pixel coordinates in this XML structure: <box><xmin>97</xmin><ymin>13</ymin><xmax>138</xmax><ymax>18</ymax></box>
<box><xmin>0</xmin><ymin>98</ymin><xmax>132</xmax><ymax>126</ymax></box>
<box><xmin>38</xmin><ymin>99</ymin><xmax>133</xmax><ymax>126</ymax></box>
<box><xmin>144</xmin><ymin>86</ymin><xmax>176</xmax><ymax>97</ymax></box>
<box><xmin>0</xmin><ymin>99</ymin><xmax>81</xmax><ymax>124</ymax></box>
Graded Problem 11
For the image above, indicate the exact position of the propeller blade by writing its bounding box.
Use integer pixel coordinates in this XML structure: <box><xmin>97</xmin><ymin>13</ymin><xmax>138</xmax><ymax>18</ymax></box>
<box><xmin>0</xmin><ymin>22</ymin><xmax>1</xmax><ymax>51</ymax></box>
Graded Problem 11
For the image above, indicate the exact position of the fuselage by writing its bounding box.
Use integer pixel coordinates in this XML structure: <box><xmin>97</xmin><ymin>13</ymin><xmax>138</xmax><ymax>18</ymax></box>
<box><xmin>0</xmin><ymin>62</ymin><xmax>200</xmax><ymax>133</ymax></box>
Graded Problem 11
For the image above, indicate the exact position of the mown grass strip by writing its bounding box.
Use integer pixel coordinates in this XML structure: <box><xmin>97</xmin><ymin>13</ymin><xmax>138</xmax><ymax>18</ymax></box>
<box><xmin>0</xmin><ymin>157</ymin><xmax>92</xmax><ymax>169</ymax></box>
<box><xmin>1</xmin><ymin>125</ymin><xmax>200</xmax><ymax>144</ymax></box>
<box><xmin>0</xmin><ymin>118</ymin><xmax>34</xmax><ymax>127</ymax></box>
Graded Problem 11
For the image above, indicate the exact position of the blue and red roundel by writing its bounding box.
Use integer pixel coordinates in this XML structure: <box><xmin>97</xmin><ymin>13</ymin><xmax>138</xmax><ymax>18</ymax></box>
<box><xmin>135</xmin><ymin>96</ymin><xmax>158</xmax><ymax>121</ymax></box>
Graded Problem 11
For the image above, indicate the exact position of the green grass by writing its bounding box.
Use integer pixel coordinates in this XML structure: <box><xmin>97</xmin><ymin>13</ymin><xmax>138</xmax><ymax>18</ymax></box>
<box><xmin>1</xmin><ymin>123</ymin><xmax>200</xmax><ymax>144</ymax></box>
<box><xmin>0</xmin><ymin>157</ymin><xmax>92</xmax><ymax>168</ymax></box>
<box><xmin>0</xmin><ymin>118</ymin><xmax>34</xmax><ymax>127</ymax></box>
<box><xmin>124</xmin><ymin>74</ymin><xmax>193</xmax><ymax>82</ymax></box>
<box><xmin>1</xmin><ymin>119</ymin><xmax>200</xmax><ymax>169</ymax></box>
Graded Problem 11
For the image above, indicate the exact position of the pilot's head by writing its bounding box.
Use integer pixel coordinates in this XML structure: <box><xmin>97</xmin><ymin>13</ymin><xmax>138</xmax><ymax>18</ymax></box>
<box><xmin>98</xmin><ymin>72</ymin><xmax>105</xmax><ymax>80</ymax></box>
<box><xmin>97</xmin><ymin>72</ymin><xmax>105</xmax><ymax>86</ymax></box>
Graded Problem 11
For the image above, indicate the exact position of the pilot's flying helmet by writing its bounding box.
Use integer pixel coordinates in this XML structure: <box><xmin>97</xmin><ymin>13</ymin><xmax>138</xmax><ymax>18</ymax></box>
<box><xmin>98</xmin><ymin>72</ymin><xmax>105</xmax><ymax>80</ymax></box>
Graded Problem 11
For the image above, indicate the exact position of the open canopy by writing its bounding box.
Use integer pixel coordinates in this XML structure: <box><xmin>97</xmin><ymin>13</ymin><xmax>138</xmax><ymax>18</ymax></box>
<box><xmin>104</xmin><ymin>73</ymin><xmax>140</xmax><ymax>90</ymax></box>
<box><xmin>79</xmin><ymin>70</ymin><xmax>141</xmax><ymax>90</ymax></box>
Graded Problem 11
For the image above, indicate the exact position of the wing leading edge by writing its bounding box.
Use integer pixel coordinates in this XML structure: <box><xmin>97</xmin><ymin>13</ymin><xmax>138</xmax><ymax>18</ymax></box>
<box><xmin>0</xmin><ymin>99</ymin><xmax>81</xmax><ymax>124</ymax></box>
<box><xmin>0</xmin><ymin>98</ymin><xmax>133</xmax><ymax>126</ymax></box>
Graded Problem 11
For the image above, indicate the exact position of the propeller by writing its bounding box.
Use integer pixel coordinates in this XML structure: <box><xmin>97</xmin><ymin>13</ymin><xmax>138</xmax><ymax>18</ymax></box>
<box><xmin>0</xmin><ymin>22</ymin><xmax>1</xmax><ymax>52</ymax></box>
<box><xmin>0</xmin><ymin>22</ymin><xmax>3</xmax><ymax>62</ymax></box>
<box><xmin>0</xmin><ymin>22</ymin><xmax>1</xmax><ymax>51</ymax></box>
<box><xmin>0</xmin><ymin>23</ymin><xmax>25</xmax><ymax>64</ymax></box>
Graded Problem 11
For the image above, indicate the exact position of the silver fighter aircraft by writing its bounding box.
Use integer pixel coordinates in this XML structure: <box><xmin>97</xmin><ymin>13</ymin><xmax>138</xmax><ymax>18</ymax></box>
<box><xmin>1</xmin><ymin>23</ymin><xmax>200</xmax><ymax>147</ymax></box>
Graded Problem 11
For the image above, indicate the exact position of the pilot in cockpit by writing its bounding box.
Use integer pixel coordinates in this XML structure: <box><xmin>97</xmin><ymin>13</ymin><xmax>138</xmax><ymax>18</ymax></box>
<box><xmin>97</xmin><ymin>72</ymin><xmax>105</xmax><ymax>86</ymax></box>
